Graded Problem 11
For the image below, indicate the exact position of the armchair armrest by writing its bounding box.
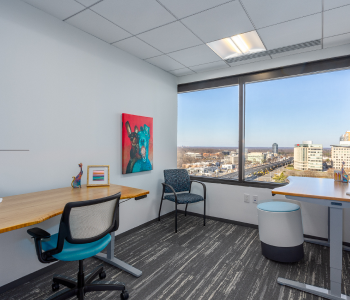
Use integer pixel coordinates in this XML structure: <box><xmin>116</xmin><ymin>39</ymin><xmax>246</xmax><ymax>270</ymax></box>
<box><xmin>190</xmin><ymin>180</ymin><xmax>206</xmax><ymax>199</ymax></box>
<box><xmin>161</xmin><ymin>183</ymin><xmax>178</xmax><ymax>203</ymax></box>
<box><xmin>27</xmin><ymin>227</ymin><xmax>51</xmax><ymax>239</ymax></box>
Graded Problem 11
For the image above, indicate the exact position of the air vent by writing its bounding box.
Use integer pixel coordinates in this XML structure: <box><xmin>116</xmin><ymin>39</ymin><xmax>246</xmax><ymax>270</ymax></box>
<box><xmin>225</xmin><ymin>39</ymin><xmax>321</xmax><ymax>64</ymax></box>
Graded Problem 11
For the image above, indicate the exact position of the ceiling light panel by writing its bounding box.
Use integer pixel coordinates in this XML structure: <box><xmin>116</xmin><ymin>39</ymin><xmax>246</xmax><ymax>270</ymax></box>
<box><xmin>207</xmin><ymin>38</ymin><xmax>242</xmax><ymax>60</ymax></box>
<box><xmin>207</xmin><ymin>30</ymin><xmax>265</xmax><ymax>60</ymax></box>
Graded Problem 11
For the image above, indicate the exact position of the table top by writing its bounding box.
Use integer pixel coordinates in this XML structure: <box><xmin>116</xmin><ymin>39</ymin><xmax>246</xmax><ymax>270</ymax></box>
<box><xmin>0</xmin><ymin>184</ymin><xmax>149</xmax><ymax>234</ymax></box>
<box><xmin>272</xmin><ymin>176</ymin><xmax>350</xmax><ymax>202</ymax></box>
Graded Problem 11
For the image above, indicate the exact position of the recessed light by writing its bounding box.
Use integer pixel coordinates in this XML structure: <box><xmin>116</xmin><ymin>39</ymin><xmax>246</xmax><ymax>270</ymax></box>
<box><xmin>207</xmin><ymin>38</ymin><xmax>242</xmax><ymax>60</ymax></box>
<box><xmin>207</xmin><ymin>31</ymin><xmax>266</xmax><ymax>59</ymax></box>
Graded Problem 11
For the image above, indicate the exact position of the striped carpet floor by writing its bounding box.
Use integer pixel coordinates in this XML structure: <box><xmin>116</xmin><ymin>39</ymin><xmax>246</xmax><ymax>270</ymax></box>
<box><xmin>2</xmin><ymin>213</ymin><xmax>350</xmax><ymax>300</ymax></box>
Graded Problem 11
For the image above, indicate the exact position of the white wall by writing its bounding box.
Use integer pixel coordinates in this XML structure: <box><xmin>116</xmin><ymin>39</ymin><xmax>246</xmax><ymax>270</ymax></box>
<box><xmin>0</xmin><ymin>0</ymin><xmax>177</xmax><ymax>287</ymax></box>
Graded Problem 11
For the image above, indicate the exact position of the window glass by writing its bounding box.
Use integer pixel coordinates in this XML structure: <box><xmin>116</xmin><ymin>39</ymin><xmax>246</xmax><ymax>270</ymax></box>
<box><xmin>245</xmin><ymin>69</ymin><xmax>350</xmax><ymax>183</ymax></box>
<box><xmin>177</xmin><ymin>86</ymin><xmax>239</xmax><ymax>179</ymax></box>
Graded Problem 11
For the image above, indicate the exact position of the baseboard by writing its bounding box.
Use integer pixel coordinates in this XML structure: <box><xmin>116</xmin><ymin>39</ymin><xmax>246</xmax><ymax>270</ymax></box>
<box><xmin>177</xmin><ymin>210</ymin><xmax>259</xmax><ymax>229</ymax></box>
<box><xmin>177</xmin><ymin>210</ymin><xmax>350</xmax><ymax>247</ymax></box>
<box><xmin>0</xmin><ymin>211</ymin><xmax>174</xmax><ymax>295</ymax></box>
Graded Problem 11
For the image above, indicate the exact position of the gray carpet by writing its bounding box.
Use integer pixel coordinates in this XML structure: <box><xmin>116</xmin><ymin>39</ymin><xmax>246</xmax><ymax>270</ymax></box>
<box><xmin>2</xmin><ymin>213</ymin><xmax>350</xmax><ymax>300</ymax></box>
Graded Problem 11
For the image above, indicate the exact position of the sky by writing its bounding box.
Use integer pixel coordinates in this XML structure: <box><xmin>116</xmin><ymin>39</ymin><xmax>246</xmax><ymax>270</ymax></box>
<box><xmin>177</xmin><ymin>68</ymin><xmax>350</xmax><ymax>148</ymax></box>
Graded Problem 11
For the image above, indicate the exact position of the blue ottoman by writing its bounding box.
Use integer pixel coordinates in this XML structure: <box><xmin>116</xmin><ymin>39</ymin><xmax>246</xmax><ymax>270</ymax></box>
<box><xmin>257</xmin><ymin>201</ymin><xmax>304</xmax><ymax>263</ymax></box>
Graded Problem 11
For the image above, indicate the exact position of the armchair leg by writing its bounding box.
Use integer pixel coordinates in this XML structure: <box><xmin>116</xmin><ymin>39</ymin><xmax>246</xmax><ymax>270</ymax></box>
<box><xmin>175</xmin><ymin>203</ymin><xmax>178</xmax><ymax>233</ymax></box>
<box><xmin>158</xmin><ymin>198</ymin><xmax>164</xmax><ymax>221</ymax></box>
<box><xmin>185</xmin><ymin>203</ymin><xmax>188</xmax><ymax>216</ymax></box>
<box><xmin>203</xmin><ymin>199</ymin><xmax>206</xmax><ymax>226</ymax></box>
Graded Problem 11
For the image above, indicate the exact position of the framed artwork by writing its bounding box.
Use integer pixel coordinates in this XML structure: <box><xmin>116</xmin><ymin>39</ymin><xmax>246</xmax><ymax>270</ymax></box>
<box><xmin>122</xmin><ymin>113</ymin><xmax>153</xmax><ymax>174</ymax></box>
<box><xmin>87</xmin><ymin>165</ymin><xmax>110</xmax><ymax>186</ymax></box>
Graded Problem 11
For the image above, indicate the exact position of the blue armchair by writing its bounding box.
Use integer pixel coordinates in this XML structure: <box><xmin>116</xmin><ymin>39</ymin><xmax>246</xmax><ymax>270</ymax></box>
<box><xmin>158</xmin><ymin>169</ymin><xmax>206</xmax><ymax>233</ymax></box>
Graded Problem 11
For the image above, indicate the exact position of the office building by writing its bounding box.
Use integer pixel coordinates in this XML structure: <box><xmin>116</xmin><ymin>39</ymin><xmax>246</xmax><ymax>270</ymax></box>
<box><xmin>247</xmin><ymin>152</ymin><xmax>267</xmax><ymax>164</ymax></box>
<box><xmin>1</xmin><ymin>1</ymin><xmax>350</xmax><ymax>300</ymax></box>
<box><xmin>272</xmin><ymin>143</ymin><xmax>278</xmax><ymax>154</ymax></box>
<box><xmin>332</xmin><ymin>131</ymin><xmax>350</xmax><ymax>169</ymax></box>
<box><xmin>294</xmin><ymin>141</ymin><xmax>323</xmax><ymax>171</ymax></box>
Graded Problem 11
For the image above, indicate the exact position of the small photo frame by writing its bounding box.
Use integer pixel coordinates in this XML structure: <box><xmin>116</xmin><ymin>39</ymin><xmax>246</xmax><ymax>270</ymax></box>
<box><xmin>87</xmin><ymin>165</ymin><xmax>110</xmax><ymax>187</ymax></box>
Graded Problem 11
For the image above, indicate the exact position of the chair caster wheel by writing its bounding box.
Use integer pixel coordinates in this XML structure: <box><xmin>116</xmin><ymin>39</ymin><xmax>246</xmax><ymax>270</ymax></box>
<box><xmin>120</xmin><ymin>291</ymin><xmax>129</xmax><ymax>300</ymax></box>
<box><xmin>99</xmin><ymin>271</ymin><xmax>106</xmax><ymax>280</ymax></box>
<box><xmin>52</xmin><ymin>282</ymin><xmax>59</xmax><ymax>292</ymax></box>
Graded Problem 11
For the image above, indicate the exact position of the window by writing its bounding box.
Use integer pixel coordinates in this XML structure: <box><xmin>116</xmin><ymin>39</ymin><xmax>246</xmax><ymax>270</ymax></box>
<box><xmin>245</xmin><ymin>69</ymin><xmax>350</xmax><ymax>183</ymax></box>
<box><xmin>177</xmin><ymin>86</ymin><xmax>239</xmax><ymax>179</ymax></box>
<box><xmin>178</xmin><ymin>56</ymin><xmax>350</xmax><ymax>187</ymax></box>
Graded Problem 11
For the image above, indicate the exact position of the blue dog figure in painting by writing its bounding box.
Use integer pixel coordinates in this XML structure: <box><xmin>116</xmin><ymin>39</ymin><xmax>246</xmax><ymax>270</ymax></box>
<box><xmin>132</xmin><ymin>124</ymin><xmax>152</xmax><ymax>172</ymax></box>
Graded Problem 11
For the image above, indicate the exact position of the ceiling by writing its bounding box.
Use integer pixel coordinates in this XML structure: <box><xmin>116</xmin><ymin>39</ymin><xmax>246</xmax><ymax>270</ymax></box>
<box><xmin>23</xmin><ymin>0</ymin><xmax>350</xmax><ymax>77</ymax></box>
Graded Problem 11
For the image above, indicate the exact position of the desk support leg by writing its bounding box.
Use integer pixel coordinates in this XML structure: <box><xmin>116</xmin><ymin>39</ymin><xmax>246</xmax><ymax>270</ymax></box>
<box><xmin>278</xmin><ymin>206</ymin><xmax>347</xmax><ymax>300</ymax></box>
<box><xmin>330</xmin><ymin>207</ymin><xmax>342</xmax><ymax>297</ymax></box>
<box><xmin>94</xmin><ymin>231</ymin><xmax>142</xmax><ymax>278</ymax></box>
<box><xmin>304</xmin><ymin>207</ymin><xmax>350</xmax><ymax>252</ymax></box>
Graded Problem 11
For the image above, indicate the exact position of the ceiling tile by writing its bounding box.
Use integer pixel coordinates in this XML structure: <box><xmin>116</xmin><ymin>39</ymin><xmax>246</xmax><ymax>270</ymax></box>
<box><xmin>241</xmin><ymin>0</ymin><xmax>321</xmax><ymax>29</ymax></box>
<box><xmin>66</xmin><ymin>9</ymin><xmax>131</xmax><ymax>43</ymax></box>
<box><xmin>181</xmin><ymin>1</ymin><xmax>254</xmax><ymax>43</ymax></box>
<box><xmin>323</xmin><ymin>32</ymin><xmax>350</xmax><ymax>48</ymax></box>
<box><xmin>168</xmin><ymin>68</ymin><xmax>195</xmax><ymax>76</ymax></box>
<box><xmin>113</xmin><ymin>37</ymin><xmax>162</xmax><ymax>59</ymax></box>
<box><xmin>75</xmin><ymin>0</ymin><xmax>101</xmax><ymax>7</ymax></box>
<box><xmin>137</xmin><ymin>21</ymin><xmax>203</xmax><ymax>53</ymax></box>
<box><xmin>146</xmin><ymin>55</ymin><xmax>184</xmax><ymax>71</ymax></box>
<box><xmin>228</xmin><ymin>56</ymin><xmax>270</xmax><ymax>66</ymax></box>
<box><xmin>324</xmin><ymin>5</ymin><xmax>350</xmax><ymax>37</ymax></box>
<box><xmin>324</xmin><ymin>0</ymin><xmax>350</xmax><ymax>10</ymax></box>
<box><xmin>270</xmin><ymin>45</ymin><xmax>321</xmax><ymax>58</ymax></box>
<box><xmin>23</xmin><ymin>0</ymin><xmax>85</xmax><ymax>20</ymax></box>
<box><xmin>168</xmin><ymin>45</ymin><xmax>221</xmax><ymax>66</ymax></box>
<box><xmin>90</xmin><ymin>0</ymin><xmax>176</xmax><ymax>35</ymax></box>
<box><xmin>257</xmin><ymin>14</ymin><xmax>321</xmax><ymax>49</ymax></box>
<box><xmin>190</xmin><ymin>61</ymin><xmax>229</xmax><ymax>72</ymax></box>
<box><xmin>158</xmin><ymin>0</ymin><xmax>231</xmax><ymax>19</ymax></box>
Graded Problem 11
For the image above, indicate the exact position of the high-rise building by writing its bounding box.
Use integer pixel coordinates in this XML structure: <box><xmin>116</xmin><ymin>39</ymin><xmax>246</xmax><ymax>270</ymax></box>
<box><xmin>340</xmin><ymin>131</ymin><xmax>350</xmax><ymax>142</ymax></box>
<box><xmin>331</xmin><ymin>131</ymin><xmax>350</xmax><ymax>169</ymax></box>
<box><xmin>294</xmin><ymin>141</ymin><xmax>323</xmax><ymax>171</ymax></box>
<box><xmin>272</xmin><ymin>143</ymin><xmax>278</xmax><ymax>154</ymax></box>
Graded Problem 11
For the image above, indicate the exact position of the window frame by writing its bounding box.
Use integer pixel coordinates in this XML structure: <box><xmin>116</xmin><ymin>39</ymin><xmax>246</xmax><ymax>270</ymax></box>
<box><xmin>178</xmin><ymin>55</ymin><xmax>350</xmax><ymax>188</ymax></box>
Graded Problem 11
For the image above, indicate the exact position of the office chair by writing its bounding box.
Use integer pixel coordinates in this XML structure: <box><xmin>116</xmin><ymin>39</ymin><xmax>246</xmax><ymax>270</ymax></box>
<box><xmin>27</xmin><ymin>192</ymin><xmax>129</xmax><ymax>300</ymax></box>
<box><xmin>158</xmin><ymin>169</ymin><xmax>206</xmax><ymax>233</ymax></box>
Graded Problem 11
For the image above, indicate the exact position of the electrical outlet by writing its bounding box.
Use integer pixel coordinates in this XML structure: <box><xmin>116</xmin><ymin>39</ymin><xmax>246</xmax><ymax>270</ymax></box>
<box><xmin>253</xmin><ymin>195</ymin><xmax>258</xmax><ymax>204</ymax></box>
<box><xmin>244</xmin><ymin>193</ymin><xmax>250</xmax><ymax>203</ymax></box>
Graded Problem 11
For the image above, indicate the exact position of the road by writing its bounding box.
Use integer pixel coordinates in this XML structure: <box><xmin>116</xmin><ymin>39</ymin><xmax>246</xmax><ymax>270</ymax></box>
<box><xmin>218</xmin><ymin>158</ymin><xmax>294</xmax><ymax>180</ymax></box>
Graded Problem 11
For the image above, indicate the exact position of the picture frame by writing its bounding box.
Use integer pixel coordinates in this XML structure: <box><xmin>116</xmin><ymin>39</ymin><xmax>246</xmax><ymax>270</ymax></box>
<box><xmin>87</xmin><ymin>165</ymin><xmax>110</xmax><ymax>187</ymax></box>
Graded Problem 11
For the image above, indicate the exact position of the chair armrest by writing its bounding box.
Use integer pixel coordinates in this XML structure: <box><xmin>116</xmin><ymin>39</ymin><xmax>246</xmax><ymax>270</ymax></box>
<box><xmin>190</xmin><ymin>180</ymin><xmax>206</xmax><ymax>199</ymax></box>
<box><xmin>161</xmin><ymin>183</ymin><xmax>178</xmax><ymax>203</ymax></box>
<box><xmin>27</xmin><ymin>228</ymin><xmax>56</xmax><ymax>264</ymax></box>
<box><xmin>27</xmin><ymin>227</ymin><xmax>51</xmax><ymax>239</ymax></box>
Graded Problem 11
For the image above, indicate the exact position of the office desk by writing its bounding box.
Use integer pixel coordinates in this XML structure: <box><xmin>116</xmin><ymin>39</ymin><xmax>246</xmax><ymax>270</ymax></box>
<box><xmin>0</xmin><ymin>184</ymin><xmax>149</xmax><ymax>277</ymax></box>
<box><xmin>272</xmin><ymin>176</ymin><xmax>350</xmax><ymax>300</ymax></box>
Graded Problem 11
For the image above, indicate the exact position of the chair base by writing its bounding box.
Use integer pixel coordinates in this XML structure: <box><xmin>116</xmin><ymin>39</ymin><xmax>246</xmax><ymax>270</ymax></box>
<box><xmin>261</xmin><ymin>241</ymin><xmax>304</xmax><ymax>263</ymax></box>
<box><xmin>47</xmin><ymin>261</ymin><xmax>128</xmax><ymax>300</ymax></box>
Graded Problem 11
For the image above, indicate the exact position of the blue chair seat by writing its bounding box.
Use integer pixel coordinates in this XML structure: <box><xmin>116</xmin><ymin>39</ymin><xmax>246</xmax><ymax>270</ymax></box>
<box><xmin>257</xmin><ymin>201</ymin><xmax>300</xmax><ymax>212</ymax></box>
<box><xmin>164</xmin><ymin>193</ymin><xmax>204</xmax><ymax>204</ymax></box>
<box><xmin>41</xmin><ymin>233</ymin><xmax>111</xmax><ymax>261</ymax></box>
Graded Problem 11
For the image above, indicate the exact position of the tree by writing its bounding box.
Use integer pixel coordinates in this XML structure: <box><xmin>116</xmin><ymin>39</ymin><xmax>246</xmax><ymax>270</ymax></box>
<box><xmin>272</xmin><ymin>172</ymin><xmax>288</xmax><ymax>183</ymax></box>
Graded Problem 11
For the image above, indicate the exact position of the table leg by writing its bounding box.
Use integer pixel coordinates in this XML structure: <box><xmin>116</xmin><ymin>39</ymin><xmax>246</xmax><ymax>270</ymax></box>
<box><xmin>277</xmin><ymin>206</ymin><xmax>349</xmax><ymax>300</ymax></box>
<box><xmin>304</xmin><ymin>207</ymin><xmax>350</xmax><ymax>252</ymax></box>
<box><xmin>94</xmin><ymin>231</ymin><xmax>142</xmax><ymax>278</ymax></box>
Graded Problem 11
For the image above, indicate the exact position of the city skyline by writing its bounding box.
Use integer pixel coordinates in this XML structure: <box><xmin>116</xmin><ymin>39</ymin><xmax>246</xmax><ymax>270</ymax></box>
<box><xmin>178</xmin><ymin>68</ymin><xmax>350</xmax><ymax>147</ymax></box>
